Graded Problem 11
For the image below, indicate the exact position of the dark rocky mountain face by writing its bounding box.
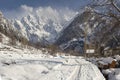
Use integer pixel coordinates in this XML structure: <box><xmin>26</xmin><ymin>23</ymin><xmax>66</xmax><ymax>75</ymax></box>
<box><xmin>55</xmin><ymin>8</ymin><xmax>120</xmax><ymax>53</ymax></box>
<box><xmin>55</xmin><ymin>11</ymin><xmax>93</xmax><ymax>45</ymax></box>
<box><xmin>55</xmin><ymin>9</ymin><xmax>100</xmax><ymax>53</ymax></box>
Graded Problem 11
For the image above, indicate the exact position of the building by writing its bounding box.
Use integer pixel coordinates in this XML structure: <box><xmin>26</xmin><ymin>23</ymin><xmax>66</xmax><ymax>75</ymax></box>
<box><xmin>97</xmin><ymin>57</ymin><xmax>117</xmax><ymax>69</ymax></box>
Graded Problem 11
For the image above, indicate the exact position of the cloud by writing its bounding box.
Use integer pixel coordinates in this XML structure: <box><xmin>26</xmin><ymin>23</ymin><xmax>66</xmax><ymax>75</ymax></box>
<box><xmin>34</xmin><ymin>6</ymin><xmax>77</xmax><ymax>23</ymax></box>
<box><xmin>4</xmin><ymin>5</ymin><xmax>33</xmax><ymax>19</ymax></box>
<box><xmin>4</xmin><ymin>5</ymin><xmax>78</xmax><ymax>22</ymax></box>
<box><xmin>20</xmin><ymin>5</ymin><xmax>33</xmax><ymax>12</ymax></box>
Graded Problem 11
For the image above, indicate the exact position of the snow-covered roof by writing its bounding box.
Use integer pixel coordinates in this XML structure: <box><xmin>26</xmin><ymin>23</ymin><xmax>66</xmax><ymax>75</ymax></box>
<box><xmin>98</xmin><ymin>61</ymin><xmax>108</xmax><ymax>65</ymax></box>
<box><xmin>101</xmin><ymin>57</ymin><xmax>115</xmax><ymax>64</ymax></box>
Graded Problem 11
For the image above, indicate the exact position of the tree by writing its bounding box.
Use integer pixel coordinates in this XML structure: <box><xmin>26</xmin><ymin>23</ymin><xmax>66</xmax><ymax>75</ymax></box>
<box><xmin>83</xmin><ymin>0</ymin><xmax>120</xmax><ymax>54</ymax></box>
<box><xmin>89</xmin><ymin>0</ymin><xmax>120</xmax><ymax>21</ymax></box>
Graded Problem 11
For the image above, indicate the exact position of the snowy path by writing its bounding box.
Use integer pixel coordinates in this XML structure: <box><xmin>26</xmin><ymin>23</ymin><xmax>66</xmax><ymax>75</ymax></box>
<box><xmin>0</xmin><ymin>56</ymin><xmax>105</xmax><ymax>80</ymax></box>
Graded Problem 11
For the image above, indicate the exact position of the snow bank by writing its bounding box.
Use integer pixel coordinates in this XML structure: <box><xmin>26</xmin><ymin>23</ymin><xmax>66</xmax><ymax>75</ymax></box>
<box><xmin>103</xmin><ymin>69</ymin><xmax>120</xmax><ymax>80</ymax></box>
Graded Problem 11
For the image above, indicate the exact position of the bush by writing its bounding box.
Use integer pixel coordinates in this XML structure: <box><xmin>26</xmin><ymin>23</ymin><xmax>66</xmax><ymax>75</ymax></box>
<box><xmin>0</xmin><ymin>34</ymin><xmax>2</xmax><ymax>42</ymax></box>
<box><xmin>46</xmin><ymin>44</ymin><xmax>60</xmax><ymax>55</ymax></box>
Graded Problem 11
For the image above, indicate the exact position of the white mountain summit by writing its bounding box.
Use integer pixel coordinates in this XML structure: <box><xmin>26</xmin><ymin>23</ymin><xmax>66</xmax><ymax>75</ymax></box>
<box><xmin>11</xmin><ymin>7</ymin><xmax>77</xmax><ymax>44</ymax></box>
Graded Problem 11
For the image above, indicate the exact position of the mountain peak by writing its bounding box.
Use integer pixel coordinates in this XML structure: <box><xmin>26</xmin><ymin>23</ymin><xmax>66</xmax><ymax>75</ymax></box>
<box><xmin>10</xmin><ymin>8</ymin><xmax>77</xmax><ymax>44</ymax></box>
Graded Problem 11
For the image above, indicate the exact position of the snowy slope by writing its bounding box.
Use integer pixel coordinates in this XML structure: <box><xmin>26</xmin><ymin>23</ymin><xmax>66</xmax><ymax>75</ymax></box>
<box><xmin>0</xmin><ymin>52</ymin><xmax>105</xmax><ymax>80</ymax></box>
<box><xmin>0</xmin><ymin>34</ymin><xmax>105</xmax><ymax>80</ymax></box>
<box><xmin>11</xmin><ymin>7</ymin><xmax>77</xmax><ymax>43</ymax></box>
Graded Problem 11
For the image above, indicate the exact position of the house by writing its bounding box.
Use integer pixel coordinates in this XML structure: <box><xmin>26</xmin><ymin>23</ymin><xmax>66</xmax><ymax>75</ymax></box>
<box><xmin>97</xmin><ymin>57</ymin><xmax>117</xmax><ymax>69</ymax></box>
<box><xmin>98</xmin><ymin>61</ymin><xmax>109</xmax><ymax>69</ymax></box>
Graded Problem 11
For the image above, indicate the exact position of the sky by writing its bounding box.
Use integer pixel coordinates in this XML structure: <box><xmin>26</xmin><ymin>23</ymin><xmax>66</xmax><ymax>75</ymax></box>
<box><xmin>0</xmin><ymin>0</ymin><xmax>91</xmax><ymax>19</ymax></box>
<box><xmin>0</xmin><ymin>0</ymin><xmax>90</xmax><ymax>11</ymax></box>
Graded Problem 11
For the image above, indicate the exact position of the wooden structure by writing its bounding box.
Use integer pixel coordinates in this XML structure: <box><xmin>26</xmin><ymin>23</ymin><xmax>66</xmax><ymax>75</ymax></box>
<box><xmin>109</xmin><ymin>60</ymin><xmax>116</xmax><ymax>68</ymax></box>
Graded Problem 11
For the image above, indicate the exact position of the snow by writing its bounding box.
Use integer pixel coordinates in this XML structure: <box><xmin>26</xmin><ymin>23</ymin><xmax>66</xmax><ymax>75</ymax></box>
<box><xmin>0</xmin><ymin>32</ymin><xmax>9</xmax><ymax>44</ymax></box>
<box><xmin>101</xmin><ymin>57</ymin><xmax>115</xmax><ymax>64</ymax></box>
<box><xmin>0</xmin><ymin>33</ymin><xmax>105</xmax><ymax>80</ymax></box>
<box><xmin>104</xmin><ymin>47</ymin><xmax>110</xmax><ymax>51</ymax></box>
<box><xmin>114</xmin><ymin>55</ymin><xmax>120</xmax><ymax>61</ymax></box>
<box><xmin>88</xmin><ymin>57</ymin><xmax>118</xmax><ymax>67</ymax></box>
<box><xmin>89</xmin><ymin>57</ymin><xmax>115</xmax><ymax>65</ymax></box>
<box><xmin>103</xmin><ymin>69</ymin><xmax>120</xmax><ymax>80</ymax></box>
<box><xmin>98</xmin><ymin>61</ymin><xmax>108</xmax><ymax>65</ymax></box>
<box><xmin>0</xmin><ymin>45</ymin><xmax>105</xmax><ymax>80</ymax></box>
<box><xmin>0</xmin><ymin>56</ymin><xmax>105</xmax><ymax>80</ymax></box>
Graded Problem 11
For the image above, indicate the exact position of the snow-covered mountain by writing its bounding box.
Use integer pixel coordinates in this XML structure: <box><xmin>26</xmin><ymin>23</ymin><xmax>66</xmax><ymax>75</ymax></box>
<box><xmin>0</xmin><ymin>11</ymin><xmax>29</xmax><ymax>46</ymax></box>
<box><xmin>1</xmin><ymin>6</ymin><xmax>119</xmax><ymax>53</ymax></box>
<box><xmin>11</xmin><ymin>7</ymin><xmax>77</xmax><ymax>44</ymax></box>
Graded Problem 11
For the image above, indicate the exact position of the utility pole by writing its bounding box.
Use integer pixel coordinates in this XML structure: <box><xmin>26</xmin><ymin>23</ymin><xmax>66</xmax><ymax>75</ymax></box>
<box><xmin>84</xmin><ymin>23</ymin><xmax>88</xmax><ymax>58</ymax></box>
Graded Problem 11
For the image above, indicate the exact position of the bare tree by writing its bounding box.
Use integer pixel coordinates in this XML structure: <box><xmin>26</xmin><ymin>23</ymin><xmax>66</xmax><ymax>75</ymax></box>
<box><xmin>89</xmin><ymin>0</ymin><xmax>120</xmax><ymax>21</ymax></box>
<box><xmin>84</xmin><ymin>0</ymin><xmax>120</xmax><ymax>55</ymax></box>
